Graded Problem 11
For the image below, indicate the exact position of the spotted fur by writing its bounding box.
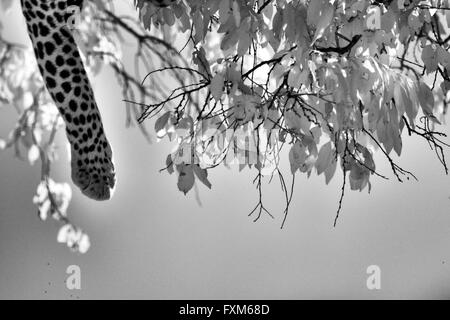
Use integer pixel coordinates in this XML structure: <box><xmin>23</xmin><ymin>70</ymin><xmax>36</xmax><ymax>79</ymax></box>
<box><xmin>21</xmin><ymin>0</ymin><xmax>180</xmax><ymax>201</ymax></box>
<box><xmin>21</xmin><ymin>0</ymin><xmax>115</xmax><ymax>200</ymax></box>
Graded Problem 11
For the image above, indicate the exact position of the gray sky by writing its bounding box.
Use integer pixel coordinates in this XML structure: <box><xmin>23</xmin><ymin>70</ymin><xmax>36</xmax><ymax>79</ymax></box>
<box><xmin>1</xmin><ymin>0</ymin><xmax>450</xmax><ymax>299</ymax></box>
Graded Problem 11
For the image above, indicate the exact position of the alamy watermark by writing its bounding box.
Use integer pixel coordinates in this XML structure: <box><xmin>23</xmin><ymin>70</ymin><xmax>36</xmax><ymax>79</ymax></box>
<box><xmin>66</xmin><ymin>265</ymin><xmax>81</xmax><ymax>290</ymax></box>
<box><xmin>366</xmin><ymin>265</ymin><xmax>381</xmax><ymax>290</ymax></box>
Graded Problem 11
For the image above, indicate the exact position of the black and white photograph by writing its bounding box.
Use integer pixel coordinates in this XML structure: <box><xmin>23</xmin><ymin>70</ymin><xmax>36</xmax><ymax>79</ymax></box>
<box><xmin>1</xmin><ymin>0</ymin><xmax>450</xmax><ymax>304</ymax></box>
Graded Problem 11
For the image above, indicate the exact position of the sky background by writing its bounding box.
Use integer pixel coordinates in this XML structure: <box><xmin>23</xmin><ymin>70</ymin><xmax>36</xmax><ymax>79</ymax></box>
<box><xmin>1</xmin><ymin>1</ymin><xmax>450</xmax><ymax>299</ymax></box>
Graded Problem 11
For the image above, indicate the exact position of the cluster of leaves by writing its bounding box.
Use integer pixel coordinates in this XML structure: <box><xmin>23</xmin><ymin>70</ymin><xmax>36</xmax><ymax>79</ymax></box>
<box><xmin>1</xmin><ymin>0</ymin><xmax>450</xmax><ymax>252</ymax></box>
<box><xmin>137</xmin><ymin>0</ymin><xmax>450</xmax><ymax>225</ymax></box>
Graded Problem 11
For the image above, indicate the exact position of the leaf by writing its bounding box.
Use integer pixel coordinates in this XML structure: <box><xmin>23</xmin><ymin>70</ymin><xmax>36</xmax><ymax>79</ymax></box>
<box><xmin>193</xmin><ymin>47</ymin><xmax>211</xmax><ymax>77</ymax></box>
<box><xmin>193</xmin><ymin>10</ymin><xmax>205</xmax><ymax>43</ymax></box>
<box><xmin>193</xmin><ymin>165</ymin><xmax>212</xmax><ymax>189</ymax></box>
<box><xmin>408</xmin><ymin>9</ymin><xmax>422</xmax><ymax>32</ymax></box>
<box><xmin>285</xmin><ymin>108</ymin><xmax>310</xmax><ymax>133</ymax></box>
<box><xmin>418</xmin><ymin>81</ymin><xmax>440</xmax><ymax>123</ymax></box>
<box><xmin>38</xmin><ymin>200</ymin><xmax>51</xmax><ymax>221</ymax></box>
<box><xmin>287</xmin><ymin>66</ymin><xmax>301</xmax><ymax>88</ymax></box>
<box><xmin>57</xmin><ymin>224</ymin><xmax>90</xmax><ymax>253</ymax></box>
<box><xmin>232</xmin><ymin>0</ymin><xmax>241</xmax><ymax>27</ymax></box>
<box><xmin>316</xmin><ymin>141</ymin><xmax>332</xmax><ymax>175</ymax></box>
<box><xmin>221</xmin><ymin>27</ymin><xmax>239</xmax><ymax>52</ymax></box>
<box><xmin>177</xmin><ymin>164</ymin><xmax>195</xmax><ymax>195</ymax></box>
<box><xmin>421</xmin><ymin>45</ymin><xmax>438</xmax><ymax>73</ymax></box>
<box><xmin>349</xmin><ymin>164</ymin><xmax>369</xmax><ymax>191</ymax></box>
<box><xmin>393</xmin><ymin>81</ymin><xmax>407</xmax><ymax>116</ymax></box>
<box><xmin>402</xmin><ymin>77</ymin><xmax>420</xmax><ymax>125</ymax></box>
<box><xmin>324</xmin><ymin>157</ymin><xmax>337</xmax><ymax>184</ymax></box>
<box><xmin>237</xmin><ymin>29</ymin><xmax>251</xmax><ymax>56</ymax></box>
<box><xmin>437</xmin><ymin>46</ymin><xmax>450</xmax><ymax>70</ymax></box>
<box><xmin>307</xmin><ymin>0</ymin><xmax>323</xmax><ymax>26</ymax></box>
<box><xmin>390</xmin><ymin>123</ymin><xmax>402</xmax><ymax>156</ymax></box>
<box><xmin>166</xmin><ymin>154</ymin><xmax>174</xmax><ymax>174</ymax></box>
<box><xmin>387</xmin><ymin>104</ymin><xmax>402</xmax><ymax>156</ymax></box>
<box><xmin>441</xmin><ymin>80</ymin><xmax>450</xmax><ymax>93</ymax></box>
<box><xmin>163</xmin><ymin>7</ymin><xmax>176</xmax><ymax>26</ymax></box>
<box><xmin>289</xmin><ymin>141</ymin><xmax>307</xmax><ymax>174</ymax></box>
<box><xmin>57</xmin><ymin>224</ymin><xmax>73</xmax><ymax>244</ymax></box>
<box><xmin>377</xmin><ymin>118</ymin><xmax>393</xmax><ymax>154</ymax></box>
<box><xmin>210</xmin><ymin>73</ymin><xmax>225</xmax><ymax>101</ymax></box>
<box><xmin>155</xmin><ymin>111</ymin><xmax>171</xmax><ymax>134</ymax></box>
<box><xmin>219</xmin><ymin>0</ymin><xmax>230</xmax><ymax>24</ymax></box>
<box><xmin>310</xmin><ymin>126</ymin><xmax>322</xmax><ymax>144</ymax></box>
<box><xmin>310</xmin><ymin>2</ymin><xmax>335</xmax><ymax>45</ymax></box>
<box><xmin>443</xmin><ymin>0</ymin><xmax>450</xmax><ymax>28</ymax></box>
<box><xmin>28</xmin><ymin>144</ymin><xmax>40</xmax><ymax>165</ymax></box>
<box><xmin>272</xmin><ymin>8</ymin><xmax>284</xmax><ymax>40</ymax></box>
<box><xmin>77</xmin><ymin>233</ymin><xmax>91</xmax><ymax>254</ymax></box>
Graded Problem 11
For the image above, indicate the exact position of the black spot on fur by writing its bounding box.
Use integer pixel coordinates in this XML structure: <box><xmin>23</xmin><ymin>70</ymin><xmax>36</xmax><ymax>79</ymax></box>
<box><xmin>45</xmin><ymin>61</ymin><xmax>56</xmax><ymax>75</ymax></box>
<box><xmin>69</xmin><ymin>100</ymin><xmax>78</xmax><ymax>112</ymax></box>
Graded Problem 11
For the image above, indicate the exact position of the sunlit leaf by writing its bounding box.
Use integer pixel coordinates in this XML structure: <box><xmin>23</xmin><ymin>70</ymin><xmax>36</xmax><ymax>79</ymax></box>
<box><xmin>177</xmin><ymin>164</ymin><xmax>195</xmax><ymax>195</ymax></box>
